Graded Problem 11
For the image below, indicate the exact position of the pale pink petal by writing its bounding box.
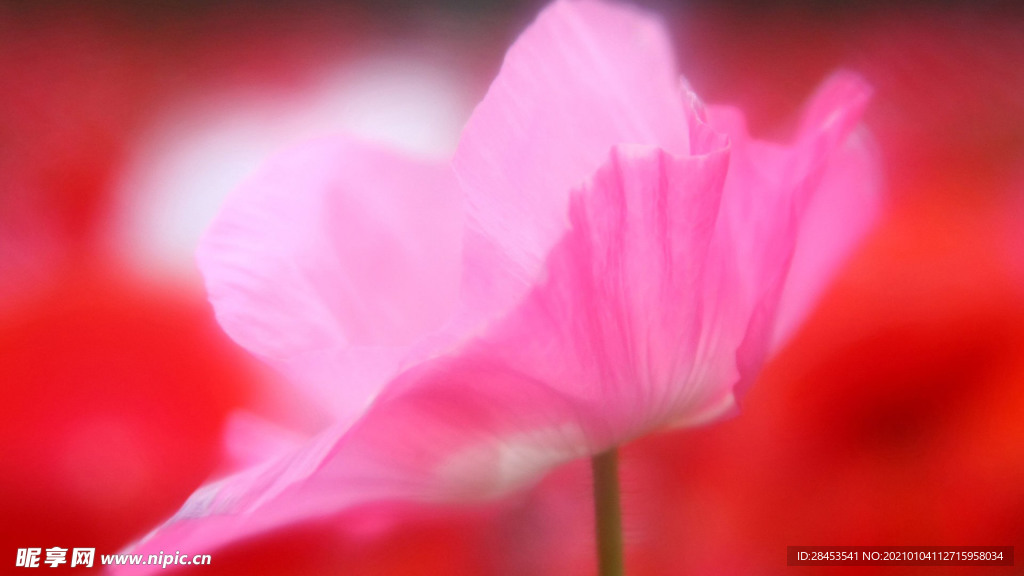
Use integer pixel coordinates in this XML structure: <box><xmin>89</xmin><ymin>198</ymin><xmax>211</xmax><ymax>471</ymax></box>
<box><xmin>118</xmin><ymin>142</ymin><xmax>730</xmax><ymax>567</ymax></box>
<box><xmin>223</xmin><ymin>411</ymin><xmax>306</xmax><ymax>468</ymax></box>
<box><xmin>465</xmin><ymin>141</ymin><xmax>738</xmax><ymax>442</ymax></box>
<box><xmin>453</xmin><ymin>0</ymin><xmax>691</xmax><ymax>321</ymax></box>
<box><xmin>705</xmin><ymin>72</ymin><xmax>875</xmax><ymax>398</ymax></box>
<box><xmin>341</xmin><ymin>140</ymin><xmax>738</xmax><ymax>494</ymax></box>
<box><xmin>117</xmin><ymin>429</ymin><xmax>348</xmax><ymax>572</ymax></box>
<box><xmin>118</xmin><ymin>348</ymin><xmax>591</xmax><ymax>570</ymax></box>
<box><xmin>772</xmin><ymin>127</ymin><xmax>883</xmax><ymax>348</ymax></box>
<box><xmin>197</xmin><ymin>137</ymin><xmax>463</xmax><ymax>419</ymax></box>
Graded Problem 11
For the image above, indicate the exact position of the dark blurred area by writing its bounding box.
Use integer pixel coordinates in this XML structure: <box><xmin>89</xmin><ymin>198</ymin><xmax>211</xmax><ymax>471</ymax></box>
<box><xmin>2</xmin><ymin>0</ymin><xmax>1022</xmax><ymax>573</ymax></box>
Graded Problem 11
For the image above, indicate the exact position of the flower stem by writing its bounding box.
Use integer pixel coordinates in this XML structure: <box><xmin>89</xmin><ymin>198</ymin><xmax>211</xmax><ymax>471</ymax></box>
<box><xmin>591</xmin><ymin>448</ymin><xmax>624</xmax><ymax>576</ymax></box>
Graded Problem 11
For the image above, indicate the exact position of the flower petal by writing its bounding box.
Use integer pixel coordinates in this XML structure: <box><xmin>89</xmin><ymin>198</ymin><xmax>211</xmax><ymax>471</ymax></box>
<box><xmin>464</xmin><ymin>142</ymin><xmax>738</xmax><ymax>442</ymax></box>
<box><xmin>772</xmin><ymin>126</ymin><xmax>882</xmax><ymax>349</ymax></box>
<box><xmin>705</xmin><ymin>72</ymin><xmax>875</xmax><ymax>398</ymax></box>
<box><xmin>197</xmin><ymin>137</ymin><xmax>463</xmax><ymax>419</ymax></box>
<box><xmin>223</xmin><ymin>411</ymin><xmax>306</xmax><ymax>468</ymax></box>
<box><xmin>116</xmin><ymin>429</ymin><xmax>347</xmax><ymax>572</ymax></box>
<box><xmin>118</xmin><ymin>141</ymin><xmax>732</xmax><ymax>566</ymax></box>
<box><xmin>453</xmin><ymin>0</ymin><xmax>692</xmax><ymax>321</ymax></box>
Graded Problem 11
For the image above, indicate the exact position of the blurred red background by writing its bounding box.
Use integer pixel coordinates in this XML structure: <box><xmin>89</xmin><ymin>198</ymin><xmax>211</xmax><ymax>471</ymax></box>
<box><xmin>1</xmin><ymin>1</ymin><xmax>1022</xmax><ymax>574</ymax></box>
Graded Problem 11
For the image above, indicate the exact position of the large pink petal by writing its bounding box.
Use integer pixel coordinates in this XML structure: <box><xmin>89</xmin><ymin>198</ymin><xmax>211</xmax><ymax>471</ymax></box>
<box><xmin>467</xmin><ymin>140</ymin><xmax>739</xmax><ymax>442</ymax></box>
<box><xmin>453</xmin><ymin>0</ymin><xmax>692</xmax><ymax>322</ymax></box>
<box><xmin>117</xmin><ymin>141</ymin><xmax>732</xmax><ymax>568</ymax></box>
<box><xmin>197</xmin><ymin>137</ymin><xmax>463</xmax><ymax>420</ymax></box>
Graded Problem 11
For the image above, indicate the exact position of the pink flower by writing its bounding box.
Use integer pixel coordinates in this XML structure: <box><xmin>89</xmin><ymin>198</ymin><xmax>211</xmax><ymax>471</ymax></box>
<box><xmin>124</xmin><ymin>0</ymin><xmax>879</xmax><ymax>562</ymax></box>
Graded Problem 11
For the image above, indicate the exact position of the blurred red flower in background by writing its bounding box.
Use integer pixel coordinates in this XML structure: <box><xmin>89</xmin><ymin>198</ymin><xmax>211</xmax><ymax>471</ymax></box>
<box><xmin>1</xmin><ymin>1</ymin><xmax>1022</xmax><ymax>574</ymax></box>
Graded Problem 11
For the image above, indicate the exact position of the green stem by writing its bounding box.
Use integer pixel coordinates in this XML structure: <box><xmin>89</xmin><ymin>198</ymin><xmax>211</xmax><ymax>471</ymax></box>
<box><xmin>591</xmin><ymin>449</ymin><xmax>624</xmax><ymax>576</ymax></box>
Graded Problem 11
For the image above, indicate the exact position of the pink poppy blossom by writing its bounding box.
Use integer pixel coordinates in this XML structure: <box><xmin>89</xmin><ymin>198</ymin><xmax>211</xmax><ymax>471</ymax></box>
<box><xmin>122</xmin><ymin>0</ymin><xmax>879</xmax><ymax>563</ymax></box>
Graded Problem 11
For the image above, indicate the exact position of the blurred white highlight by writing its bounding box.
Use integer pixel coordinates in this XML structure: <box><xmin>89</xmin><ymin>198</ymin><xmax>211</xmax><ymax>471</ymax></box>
<box><xmin>111</xmin><ymin>55</ymin><xmax>469</xmax><ymax>279</ymax></box>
